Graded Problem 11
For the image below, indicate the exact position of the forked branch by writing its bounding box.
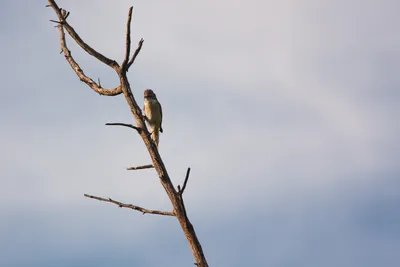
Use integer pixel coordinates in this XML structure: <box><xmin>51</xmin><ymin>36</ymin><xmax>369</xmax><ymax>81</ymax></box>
<box><xmin>178</xmin><ymin>167</ymin><xmax>191</xmax><ymax>195</ymax></box>
<box><xmin>47</xmin><ymin>0</ymin><xmax>118</xmax><ymax>69</ymax></box>
<box><xmin>47</xmin><ymin>1</ymin><xmax>208</xmax><ymax>266</ymax></box>
<box><xmin>127</xmin><ymin>38</ymin><xmax>144</xmax><ymax>70</ymax></box>
<box><xmin>122</xmin><ymin>7</ymin><xmax>133</xmax><ymax>70</ymax></box>
<box><xmin>84</xmin><ymin>194</ymin><xmax>175</xmax><ymax>216</ymax></box>
<box><xmin>56</xmin><ymin>23</ymin><xmax>122</xmax><ymax>96</ymax></box>
<box><xmin>121</xmin><ymin>6</ymin><xmax>143</xmax><ymax>72</ymax></box>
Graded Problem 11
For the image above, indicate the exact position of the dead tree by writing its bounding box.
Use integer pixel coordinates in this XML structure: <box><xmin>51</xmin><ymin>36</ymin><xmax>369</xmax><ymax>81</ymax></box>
<box><xmin>46</xmin><ymin>1</ymin><xmax>208</xmax><ymax>266</ymax></box>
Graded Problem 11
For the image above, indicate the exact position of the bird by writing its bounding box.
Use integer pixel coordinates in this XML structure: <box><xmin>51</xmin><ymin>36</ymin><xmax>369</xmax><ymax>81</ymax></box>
<box><xmin>143</xmin><ymin>89</ymin><xmax>163</xmax><ymax>147</ymax></box>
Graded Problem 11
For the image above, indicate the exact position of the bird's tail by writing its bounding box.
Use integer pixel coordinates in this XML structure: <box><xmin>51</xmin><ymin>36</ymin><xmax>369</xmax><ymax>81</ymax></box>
<box><xmin>151</xmin><ymin>129</ymin><xmax>160</xmax><ymax>148</ymax></box>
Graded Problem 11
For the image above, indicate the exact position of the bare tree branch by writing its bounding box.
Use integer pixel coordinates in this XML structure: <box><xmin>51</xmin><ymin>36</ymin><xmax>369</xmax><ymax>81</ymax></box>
<box><xmin>84</xmin><ymin>194</ymin><xmax>175</xmax><ymax>216</ymax></box>
<box><xmin>121</xmin><ymin>7</ymin><xmax>133</xmax><ymax>71</ymax></box>
<box><xmin>47</xmin><ymin>1</ymin><xmax>209</xmax><ymax>265</ymax></box>
<box><xmin>126</xmin><ymin>164</ymin><xmax>154</xmax><ymax>170</ymax></box>
<box><xmin>179</xmin><ymin>167</ymin><xmax>190</xmax><ymax>195</ymax></box>
<box><xmin>47</xmin><ymin>0</ymin><xmax>118</xmax><ymax>69</ymax></box>
<box><xmin>177</xmin><ymin>168</ymin><xmax>191</xmax><ymax>220</ymax></box>
<box><xmin>105</xmin><ymin>122</ymin><xmax>141</xmax><ymax>132</ymax></box>
<box><xmin>127</xmin><ymin>39</ymin><xmax>144</xmax><ymax>70</ymax></box>
<box><xmin>56</xmin><ymin>24</ymin><xmax>122</xmax><ymax>96</ymax></box>
<box><xmin>49</xmin><ymin>19</ymin><xmax>62</xmax><ymax>24</ymax></box>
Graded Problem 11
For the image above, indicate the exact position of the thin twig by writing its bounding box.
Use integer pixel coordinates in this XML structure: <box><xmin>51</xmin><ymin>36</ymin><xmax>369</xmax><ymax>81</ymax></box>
<box><xmin>127</xmin><ymin>38</ymin><xmax>144</xmax><ymax>70</ymax></box>
<box><xmin>180</xmin><ymin>167</ymin><xmax>191</xmax><ymax>195</ymax></box>
<box><xmin>105</xmin><ymin>122</ymin><xmax>141</xmax><ymax>132</ymax></box>
<box><xmin>48</xmin><ymin>1</ymin><xmax>208</xmax><ymax>265</ymax></box>
<box><xmin>49</xmin><ymin>19</ymin><xmax>62</xmax><ymax>24</ymax></box>
<box><xmin>122</xmin><ymin>6</ymin><xmax>133</xmax><ymax>70</ymax></box>
<box><xmin>47</xmin><ymin>0</ymin><xmax>118</xmax><ymax>69</ymax></box>
<box><xmin>176</xmin><ymin>168</ymin><xmax>191</xmax><ymax>219</ymax></box>
<box><xmin>126</xmin><ymin>164</ymin><xmax>154</xmax><ymax>170</ymax></box>
<box><xmin>64</xmin><ymin>11</ymin><xmax>70</xmax><ymax>20</ymax></box>
<box><xmin>84</xmin><ymin>194</ymin><xmax>175</xmax><ymax>216</ymax></box>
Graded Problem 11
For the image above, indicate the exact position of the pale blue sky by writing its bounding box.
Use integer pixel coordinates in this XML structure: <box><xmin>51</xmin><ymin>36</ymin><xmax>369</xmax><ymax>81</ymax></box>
<box><xmin>1</xmin><ymin>0</ymin><xmax>399</xmax><ymax>266</ymax></box>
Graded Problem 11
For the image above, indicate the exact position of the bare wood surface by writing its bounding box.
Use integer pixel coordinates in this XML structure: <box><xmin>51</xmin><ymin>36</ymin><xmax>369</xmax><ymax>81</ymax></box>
<box><xmin>47</xmin><ymin>1</ymin><xmax>209</xmax><ymax>266</ymax></box>
<box><xmin>126</xmin><ymin>164</ymin><xmax>154</xmax><ymax>170</ymax></box>
<box><xmin>84</xmin><ymin>194</ymin><xmax>175</xmax><ymax>216</ymax></box>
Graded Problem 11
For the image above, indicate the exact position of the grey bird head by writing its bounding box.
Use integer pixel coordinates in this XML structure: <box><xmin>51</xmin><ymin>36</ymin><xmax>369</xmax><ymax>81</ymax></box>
<box><xmin>144</xmin><ymin>89</ymin><xmax>156</xmax><ymax>99</ymax></box>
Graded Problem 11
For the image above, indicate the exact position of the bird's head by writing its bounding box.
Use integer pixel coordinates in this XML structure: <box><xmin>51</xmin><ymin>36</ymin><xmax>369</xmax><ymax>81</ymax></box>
<box><xmin>144</xmin><ymin>89</ymin><xmax>156</xmax><ymax>99</ymax></box>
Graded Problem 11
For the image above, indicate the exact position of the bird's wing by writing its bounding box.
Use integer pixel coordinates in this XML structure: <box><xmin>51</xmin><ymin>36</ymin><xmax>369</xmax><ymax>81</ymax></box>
<box><xmin>158</xmin><ymin>101</ymin><xmax>163</xmax><ymax>133</ymax></box>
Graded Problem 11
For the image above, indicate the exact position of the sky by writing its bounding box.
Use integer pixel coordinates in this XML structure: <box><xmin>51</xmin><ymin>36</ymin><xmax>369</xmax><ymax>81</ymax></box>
<box><xmin>1</xmin><ymin>0</ymin><xmax>399</xmax><ymax>266</ymax></box>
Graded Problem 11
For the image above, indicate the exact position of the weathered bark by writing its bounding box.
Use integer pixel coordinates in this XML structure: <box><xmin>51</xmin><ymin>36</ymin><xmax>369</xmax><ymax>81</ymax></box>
<box><xmin>118</xmin><ymin>70</ymin><xmax>208</xmax><ymax>266</ymax></box>
<box><xmin>47</xmin><ymin>1</ymin><xmax>208</xmax><ymax>266</ymax></box>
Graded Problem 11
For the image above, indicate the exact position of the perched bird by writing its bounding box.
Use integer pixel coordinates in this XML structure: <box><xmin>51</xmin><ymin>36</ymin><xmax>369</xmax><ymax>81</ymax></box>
<box><xmin>143</xmin><ymin>89</ymin><xmax>163</xmax><ymax>147</ymax></box>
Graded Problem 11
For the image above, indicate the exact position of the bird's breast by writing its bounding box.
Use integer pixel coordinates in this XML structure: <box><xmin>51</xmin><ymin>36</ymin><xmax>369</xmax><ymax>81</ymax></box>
<box><xmin>144</xmin><ymin>101</ymin><xmax>161</xmax><ymax>124</ymax></box>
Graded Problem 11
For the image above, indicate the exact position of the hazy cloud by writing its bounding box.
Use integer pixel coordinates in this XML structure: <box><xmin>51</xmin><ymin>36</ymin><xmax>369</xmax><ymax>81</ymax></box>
<box><xmin>1</xmin><ymin>0</ymin><xmax>399</xmax><ymax>266</ymax></box>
